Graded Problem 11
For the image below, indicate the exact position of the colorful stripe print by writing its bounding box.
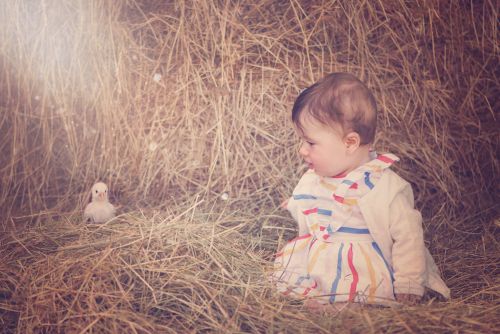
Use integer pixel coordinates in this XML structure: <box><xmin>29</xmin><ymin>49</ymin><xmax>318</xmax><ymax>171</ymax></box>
<box><xmin>281</xmin><ymin>274</ymin><xmax>318</xmax><ymax>297</ymax></box>
<box><xmin>341</xmin><ymin>179</ymin><xmax>359</xmax><ymax>189</ymax></box>
<box><xmin>275</xmin><ymin>232</ymin><xmax>394</xmax><ymax>304</ymax></box>
<box><xmin>308</xmin><ymin>237</ymin><xmax>317</xmax><ymax>250</ymax></box>
<box><xmin>302</xmin><ymin>208</ymin><xmax>332</xmax><ymax>216</ymax></box>
<box><xmin>336</xmin><ymin>226</ymin><xmax>370</xmax><ymax>234</ymax></box>
<box><xmin>347</xmin><ymin>244</ymin><xmax>359</xmax><ymax>302</ymax></box>
<box><xmin>319</xmin><ymin>226</ymin><xmax>370</xmax><ymax>241</ymax></box>
<box><xmin>275</xmin><ymin>234</ymin><xmax>311</xmax><ymax>258</ymax></box>
<box><xmin>364</xmin><ymin>172</ymin><xmax>374</xmax><ymax>189</ymax></box>
<box><xmin>329</xmin><ymin>243</ymin><xmax>344</xmax><ymax>303</ymax></box>
<box><xmin>320</xmin><ymin>226</ymin><xmax>370</xmax><ymax>236</ymax></box>
<box><xmin>333</xmin><ymin>194</ymin><xmax>357</xmax><ymax>206</ymax></box>
<box><xmin>372</xmin><ymin>242</ymin><xmax>394</xmax><ymax>282</ymax></box>
<box><xmin>293</xmin><ymin>194</ymin><xmax>317</xmax><ymax>200</ymax></box>
<box><xmin>307</xmin><ymin>242</ymin><xmax>328</xmax><ymax>273</ymax></box>
<box><xmin>302</xmin><ymin>279</ymin><xmax>318</xmax><ymax>296</ymax></box>
<box><xmin>377</xmin><ymin>154</ymin><xmax>396</xmax><ymax>164</ymax></box>
<box><xmin>323</xmin><ymin>239</ymin><xmax>387</xmax><ymax>303</ymax></box>
<box><xmin>295</xmin><ymin>275</ymin><xmax>309</xmax><ymax>287</ymax></box>
<box><xmin>358</xmin><ymin>244</ymin><xmax>376</xmax><ymax>303</ymax></box>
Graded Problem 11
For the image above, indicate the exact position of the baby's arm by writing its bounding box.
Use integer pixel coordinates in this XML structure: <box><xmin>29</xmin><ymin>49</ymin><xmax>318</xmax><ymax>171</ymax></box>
<box><xmin>389</xmin><ymin>184</ymin><xmax>427</xmax><ymax>302</ymax></box>
<box><xmin>280</xmin><ymin>198</ymin><xmax>289</xmax><ymax>209</ymax></box>
<box><xmin>281</xmin><ymin>197</ymin><xmax>309</xmax><ymax>236</ymax></box>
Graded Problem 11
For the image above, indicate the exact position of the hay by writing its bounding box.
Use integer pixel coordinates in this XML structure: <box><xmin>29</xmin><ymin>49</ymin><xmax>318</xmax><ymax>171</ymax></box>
<box><xmin>1</xmin><ymin>211</ymin><xmax>498</xmax><ymax>333</ymax></box>
<box><xmin>0</xmin><ymin>0</ymin><xmax>498</xmax><ymax>332</ymax></box>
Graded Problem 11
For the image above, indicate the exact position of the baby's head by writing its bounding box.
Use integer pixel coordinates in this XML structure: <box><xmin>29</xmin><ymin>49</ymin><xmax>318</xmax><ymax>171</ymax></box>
<box><xmin>292</xmin><ymin>73</ymin><xmax>377</xmax><ymax>176</ymax></box>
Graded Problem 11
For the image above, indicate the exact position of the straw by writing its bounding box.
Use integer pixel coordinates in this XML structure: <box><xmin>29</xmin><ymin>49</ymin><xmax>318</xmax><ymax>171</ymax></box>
<box><xmin>0</xmin><ymin>0</ymin><xmax>498</xmax><ymax>332</ymax></box>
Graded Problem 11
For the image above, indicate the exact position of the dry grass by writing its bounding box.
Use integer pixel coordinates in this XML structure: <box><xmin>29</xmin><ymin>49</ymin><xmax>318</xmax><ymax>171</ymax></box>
<box><xmin>0</xmin><ymin>0</ymin><xmax>498</xmax><ymax>333</ymax></box>
<box><xmin>1</xmin><ymin>211</ymin><xmax>498</xmax><ymax>333</ymax></box>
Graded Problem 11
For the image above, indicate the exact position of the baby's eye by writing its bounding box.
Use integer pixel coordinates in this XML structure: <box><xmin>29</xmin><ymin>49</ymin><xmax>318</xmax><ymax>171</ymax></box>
<box><xmin>307</xmin><ymin>141</ymin><xmax>315</xmax><ymax>146</ymax></box>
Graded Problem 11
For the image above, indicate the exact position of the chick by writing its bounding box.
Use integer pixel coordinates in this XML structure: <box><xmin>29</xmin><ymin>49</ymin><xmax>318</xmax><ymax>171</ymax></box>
<box><xmin>84</xmin><ymin>182</ymin><xmax>116</xmax><ymax>223</ymax></box>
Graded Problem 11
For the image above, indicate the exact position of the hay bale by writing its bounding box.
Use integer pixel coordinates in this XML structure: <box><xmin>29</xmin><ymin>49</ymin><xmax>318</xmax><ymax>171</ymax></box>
<box><xmin>0</xmin><ymin>0</ymin><xmax>498</xmax><ymax>332</ymax></box>
<box><xmin>0</xmin><ymin>0</ymin><xmax>497</xmax><ymax>218</ymax></box>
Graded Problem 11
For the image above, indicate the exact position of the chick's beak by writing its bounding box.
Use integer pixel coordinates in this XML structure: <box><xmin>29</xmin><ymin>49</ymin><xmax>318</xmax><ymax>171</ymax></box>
<box><xmin>98</xmin><ymin>192</ymin><xmax>105</xmax><ymax>200</ymax></box>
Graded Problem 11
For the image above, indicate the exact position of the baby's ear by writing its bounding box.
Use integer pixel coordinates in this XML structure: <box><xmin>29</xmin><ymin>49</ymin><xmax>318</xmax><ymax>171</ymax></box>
<box><xmin>344</xmin><ymin>132</ymin><xmax>361</xmax><ymax>153</ymax></box>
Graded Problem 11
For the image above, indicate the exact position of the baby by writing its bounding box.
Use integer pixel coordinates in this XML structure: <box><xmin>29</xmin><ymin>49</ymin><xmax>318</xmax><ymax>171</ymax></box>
<box><xmin>273</xmin><ymin>73</ymin><xmax>450</xmax><ymax>310</ymax></box>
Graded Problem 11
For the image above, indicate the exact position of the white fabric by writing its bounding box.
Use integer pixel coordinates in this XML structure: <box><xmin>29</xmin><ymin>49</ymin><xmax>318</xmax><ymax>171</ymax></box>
<box><xmin>358</xmin><ymin>169</ymin><xmax>450</xmax><ymax>298</ymax></box>
<box><xmin>274</xmin><ymin>230</ymin><xmax>396</xmax><ymax>304</ymax></box>
<box><xmin>274</xmin><ymin>154</ymin><xmax>405</xmax><ymax>304</ymax></box>
<box><xmin>277</xmin><ymin>159</ymin><xmax>450</xmax><ymax>301</ymax></box>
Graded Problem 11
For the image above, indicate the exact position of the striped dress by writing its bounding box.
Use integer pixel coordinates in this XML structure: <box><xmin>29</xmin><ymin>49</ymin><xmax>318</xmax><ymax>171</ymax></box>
<box><xmin>273</xmin><ymin>153</ymin><xmax>398</xmax><ymax>305</ymax></box>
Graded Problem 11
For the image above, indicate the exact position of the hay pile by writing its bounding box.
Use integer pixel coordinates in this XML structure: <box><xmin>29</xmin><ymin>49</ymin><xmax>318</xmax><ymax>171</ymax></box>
<box><xmin>1</xmin><ymin>210</ymin><xmax>497</xmax><ymax>333</ymax></box>
<box><xmin>0</xmin><ymin>0</ymin><xmax>498</xmax><ymax>333</ymax></box>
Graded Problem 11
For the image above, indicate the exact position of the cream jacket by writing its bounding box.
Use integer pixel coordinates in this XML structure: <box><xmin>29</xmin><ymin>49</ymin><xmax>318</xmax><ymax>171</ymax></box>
<box><xmin>358</xmin><ymin>169</ymin><xmax>450</xmax><ymax>298</ymax></box>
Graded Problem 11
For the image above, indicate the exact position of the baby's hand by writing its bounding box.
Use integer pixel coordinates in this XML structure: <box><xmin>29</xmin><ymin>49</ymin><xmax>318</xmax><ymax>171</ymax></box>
<box><xmin>395</xmin><ymin>294</ymin><xmax>421</xmax><ymax>305</ymax></box>
<box><xmin>280</xmin><ymin>199</ymin><xmax>289</xmax><ymax>209</ymax></box>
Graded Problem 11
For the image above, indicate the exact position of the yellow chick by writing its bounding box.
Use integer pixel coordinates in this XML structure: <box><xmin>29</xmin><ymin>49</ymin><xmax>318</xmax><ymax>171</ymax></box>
<box><xmin>84</xmin><ymin>182</ymin><xmax>116</xmax><ymax>223</ymax></box>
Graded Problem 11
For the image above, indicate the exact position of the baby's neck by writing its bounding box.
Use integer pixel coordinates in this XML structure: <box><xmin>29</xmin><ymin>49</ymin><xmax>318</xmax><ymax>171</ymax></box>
<box><xmin>344</xmin><ymin>146</ymin><xmax>372</xmax><ymax>174</ymax></box>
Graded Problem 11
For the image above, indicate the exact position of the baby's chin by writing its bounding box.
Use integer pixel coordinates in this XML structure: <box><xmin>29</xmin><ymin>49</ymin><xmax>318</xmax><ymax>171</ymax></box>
<box><xmin>315</xmin><ymin>169</ymin><xmax>347</xmax><ymax>178</ymax></box>
<box><xmin>305</xmin><ymin>163</ymin><xmax>340</xmax><ymax>177</ymax></box>
<box><xmin>312</xmin><ymin>169</ymin><xmax>328</xmax><ymax>176</ymax></box>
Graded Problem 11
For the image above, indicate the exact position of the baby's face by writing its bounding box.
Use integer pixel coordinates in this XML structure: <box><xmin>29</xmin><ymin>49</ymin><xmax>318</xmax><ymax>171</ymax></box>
<box><xmin>296</xmin><ymin>114</ymin><xmax>352</xmax><ymax>177</ymax></box>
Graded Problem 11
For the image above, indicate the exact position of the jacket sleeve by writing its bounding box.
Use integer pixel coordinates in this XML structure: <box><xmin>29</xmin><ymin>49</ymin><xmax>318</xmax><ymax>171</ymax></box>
<box><xmin>389</xmin><ymin>184</ymin><xmax>427</xmax><ymax>296</ymax></box>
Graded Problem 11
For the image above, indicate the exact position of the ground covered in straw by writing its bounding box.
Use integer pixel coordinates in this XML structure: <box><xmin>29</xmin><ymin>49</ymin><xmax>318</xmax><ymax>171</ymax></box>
<box><xmin>1</xmin><ymin>207</ymin><xmax>498</xmax><ymax>333</ymax></box>
<box><xmin>1</xmin><ymin>0</ymin><xmax>499</xmax><ymax>333</ymax></box>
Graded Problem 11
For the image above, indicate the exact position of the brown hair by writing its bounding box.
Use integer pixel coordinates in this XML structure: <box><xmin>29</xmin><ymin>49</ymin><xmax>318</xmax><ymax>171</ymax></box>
<box><xmin>292</xmin><ymin>72</ymin><xmax>377</xmax><ymax>145</ymax></box>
